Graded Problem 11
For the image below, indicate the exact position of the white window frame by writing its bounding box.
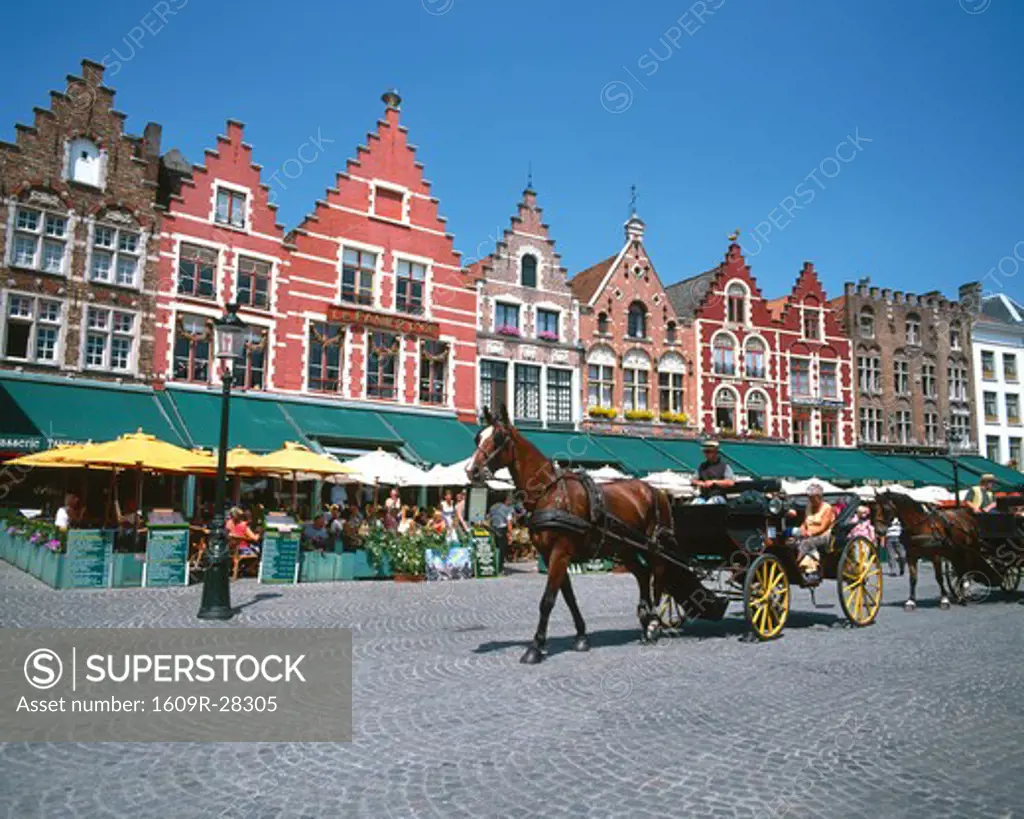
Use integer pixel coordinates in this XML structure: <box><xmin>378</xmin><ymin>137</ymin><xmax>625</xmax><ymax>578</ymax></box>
<box><xmin>392</xmin><ymin>252</ymin><xmax>432</xmax><ymax>318</ymax></box>
<box><xmin>87</xmin><ymin>218</ymin><xmax>144</xmax><ymax>290</ymax></box>
<box><xmin>233</xmin><ymin>252</ymin><xmax>276</xmax><ymax>312</ymax></box>
<box><xmin>7</xmin><ymin>204</ymin><xmax>70</xmax><ymax>276</ymax></box>
<box><xmin>338</xmin><ymin>240</ymin><xmax>382</xmax><ymax>308</ymax></box>
<box><xmin>63</xmin><ymin>137</ymin><xmax>108</xmax><ymax>189</ymax></box>
<box><xmin>1</xmin><ymin>291</ymin><xmax>64</xmax><ymax>365</ymax></box>
<box><xmin>211</xmin><ymin>181</ymin><xmax>251</xmax><ymax>231</ymax></box>
<box><xmin>369</xmin><ymin>179</ymin><xmax>411</xmax><ymax>226</ymax></box>
<box><xmin>535</xmin><ymin>305</ymin><xmax>561</xmax><ymax>341</ymax></box>
<box><xmin>81</xmin><ymin>305</ymin><xmax>139</xmax><ymax>374</ymax></box>
<box><xmin>724</xmin><ymin>280</ymin><xmax>749</xmax><ymax>326</ymax></box>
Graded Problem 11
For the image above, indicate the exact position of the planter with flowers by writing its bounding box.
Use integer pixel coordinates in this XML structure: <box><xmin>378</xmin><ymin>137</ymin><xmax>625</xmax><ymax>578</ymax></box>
<box><xmin>624</xmin><ymin>409</ymin><xmax>655</xmax><ymax>422</ymax></box>
<box><xmin>364</xmin><ymin>528</ymin><xmax>447</xmax><ymax>582</ymax></box>
<box><xmin>588</xmin><ymin>406</ymin><xmax>617</xmax><ymax>420</ymax></box>
<box><xmin>537</xmin><ymin>330</ymin><xmax>559</xmax><ymax>343</ymax></box>
<box><xmin>495</xmin><ymin>325</ymin><xmax>521</xmax><ymax>338</ymax></box>
<box><xmin>660</xmin><ymin>411</ymin><xmax>689</xmax><ymax>425</ymax></box>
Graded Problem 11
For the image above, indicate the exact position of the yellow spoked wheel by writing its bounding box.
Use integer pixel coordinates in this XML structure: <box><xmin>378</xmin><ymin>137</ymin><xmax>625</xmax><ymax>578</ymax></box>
<box><xmin>744</xmin><ymin>554</ymin><xmax>789</xmax><ymax>640</ymax></box>
<box><xmin>656</xmin><ymin>594</ymin><xmax>685</xmax><ymax>629</ymax></box>
<box><xmin>839</xmin><ymin>537</ymin><xmax>883</xmax><ymax>626</ymax></box>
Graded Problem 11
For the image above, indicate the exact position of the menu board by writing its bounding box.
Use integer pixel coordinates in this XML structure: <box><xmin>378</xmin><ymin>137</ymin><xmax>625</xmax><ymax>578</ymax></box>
<box><xmin>144</xmin><ymin>526</ymin><xmax>190</xmax><ymax>587</ymax></box>
<box><xmin>471</xmin><ymin>528</ymin><xmax>499</xmax><ymax>578</ymax></box>
<box><xmin>259</xmin><ymin>529</ymin><xmax>300</xmax><ymax>584</ymax></box>
<box><xmin>66</xmin><ymin>529</ymin><xmax>114</xmax><ymax>588</ymax></box>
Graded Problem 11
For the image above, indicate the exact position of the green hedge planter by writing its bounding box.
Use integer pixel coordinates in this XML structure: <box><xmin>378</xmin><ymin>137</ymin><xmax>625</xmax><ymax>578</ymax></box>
<box><xmin>299</xmin><ymin>551</ymin><xmax>343</xmax><ymax>583</ymax></box>
<box><xmin>39</xmin><ymin>549</ymin><xmax>63</xmax><ymax>588</ymax></box>
<box><xmin>15</xmin><ymin>539</ymin><xmax>32</xmax><ymax>571</ymax></box>
<box><xmin>28</xmin><ymin>545</ymin><xmax>45</xmax><ymax>578</ymax></box>
<box><xmin>351</xmin><ymin>549</ymin><xmax>391</xmax><ymax>579</ymax></box>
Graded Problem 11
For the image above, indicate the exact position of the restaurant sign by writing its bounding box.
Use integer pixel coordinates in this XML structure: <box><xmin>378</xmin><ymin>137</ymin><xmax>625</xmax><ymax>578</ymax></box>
<box><xmin>790</xmin><ymin>397</ymin><xmax>846</xmax><ymax>409</ymax></box>
<box><xmin>326</xmin><ymin>305</ymin><xmax>440</xmax><ymax>339</ymax></box>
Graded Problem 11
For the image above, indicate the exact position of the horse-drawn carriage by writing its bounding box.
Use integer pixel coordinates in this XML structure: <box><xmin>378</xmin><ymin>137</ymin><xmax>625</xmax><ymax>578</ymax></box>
<box><xmin>656</xmin><ymin>482</ymin><xmax>884</xmax><ymax>640</ymax></box>
<box><xmin>942</xmin><ymin>509</ymin><xmax>1024</xmax><ymax>602</ymax></box>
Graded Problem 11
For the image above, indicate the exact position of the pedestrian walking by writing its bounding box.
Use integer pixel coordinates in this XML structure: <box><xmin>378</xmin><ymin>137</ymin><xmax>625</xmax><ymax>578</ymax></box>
<box><xmin>885</xmin><ymin>516</ymin><xmax>905</xmax><ymax>576</ymax></box>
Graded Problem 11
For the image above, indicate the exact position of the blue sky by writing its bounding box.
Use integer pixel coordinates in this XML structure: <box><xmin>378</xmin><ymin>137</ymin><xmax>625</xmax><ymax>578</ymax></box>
<box><xmin>3</xmin><ymin>0</ymin><xmax>1022</xmax><ymax>302</ymax></box>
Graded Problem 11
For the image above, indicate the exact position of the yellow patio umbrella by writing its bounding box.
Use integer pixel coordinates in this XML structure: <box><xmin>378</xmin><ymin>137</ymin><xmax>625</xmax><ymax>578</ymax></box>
<box><xmin>183</xmin><ymin>446</ymin><xmax>281</xmax><ymax>476</ymax></box>
<box><xmin>75</xmin><ymin>429</ymin><xmax>198</xmax><ymax>472</ymax></box>
<box><xmin>6</xmin><ymin>441</ymin><xmax>102</xmax><ymax>468</ymax></box>
<box><xmin>256</xmin><ymin>442</ymin><xmax>354</xmax><ymax>510</ymax></box>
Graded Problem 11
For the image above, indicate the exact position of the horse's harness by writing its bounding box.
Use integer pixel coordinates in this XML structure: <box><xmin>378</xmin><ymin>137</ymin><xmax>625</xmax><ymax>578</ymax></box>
<box><xmin>887</xmin><ymin>497</ymin><xmax>975</xmax><ymax>550</ymax></box>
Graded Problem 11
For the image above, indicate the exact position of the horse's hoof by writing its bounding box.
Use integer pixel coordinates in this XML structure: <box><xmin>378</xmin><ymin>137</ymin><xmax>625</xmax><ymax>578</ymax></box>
<box><xmin>520</xmin><ymin>646</ymin><xmax>544</xmax><ymax>665</ymax></box>
<box><xmin>572</xmin><ymin>635</ymin><xmax>590</xmax><ymax>652</ymax></box>
<box><xmin>645</xmin><ymin>621</ymin><xmax>661</xmax><ymax>643</ymax></box>
<box><xmin>903</xmin><ymin>600</ymin><xmax>917</xmax><ymax>612</ymax></box>
<box><xmin>939</xmin><ymin>597</ymin><xmax>951</xmax><ymax>610</ymax></box>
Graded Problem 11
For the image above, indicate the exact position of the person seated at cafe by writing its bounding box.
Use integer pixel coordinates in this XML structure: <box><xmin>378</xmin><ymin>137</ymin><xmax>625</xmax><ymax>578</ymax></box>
<box><xmin>301</xmin><ymin>512</ymin><xmax>330</xmax><ymax>551</ymax></box>
<box><xmin>384</xmin><ymin>487</ymin><xmax>401</xmax><ymax>516</ymax></box>
<box><xmin>397</xmin><ymin>504</ymin><xmax>416</xmax><ymax>535</ymax></box>
<box><xmin>326</xmin><ymin>504</ymin><xmax>345</xmax><ymax>550</ymax></box>
<box><xmin>691</xmin><ymin>441</ymin><xmax>736</xmax><ymax>505</ymax></box>
<box><xmin>429</xmin><ymin>509</ymin><xmax>446</xmax><ymax>536</ymax></box>
<box><xmin>787</xmin><ymin>483</ymin><xmax>835</xmax><ymax>583</ymax></box>
<box><xmin>54</xmin><ymin>492</ymin><xmax>81</xmax><ymax>531</ymax></box>
<box><xmin>227</xmin><ymin>507</ymin><xmax>261</xmax><ymax>555</ymax></box>
<box><xmin>965</xmin><ymin>473</ymin><xmax>999</xmax><ymax>514</ymax></box>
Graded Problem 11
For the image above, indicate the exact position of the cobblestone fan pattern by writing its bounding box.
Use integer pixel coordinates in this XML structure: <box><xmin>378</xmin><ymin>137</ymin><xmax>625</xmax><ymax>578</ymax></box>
<box><xmin>1</xmin><ymin>563</ymin><xmax>1022</xmax><ymax>818</ymax></box>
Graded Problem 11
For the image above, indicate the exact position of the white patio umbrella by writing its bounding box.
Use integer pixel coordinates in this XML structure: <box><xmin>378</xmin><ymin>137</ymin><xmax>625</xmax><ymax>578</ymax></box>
<box><xmin>422</xmin><ymin>456</ymin><xmax>514</xmax><ymax>489</ymax></box>
<box><xmin>781</xmin><ymin>477</ymin><xmax>845</xmax><ymax>495</ymax></box>
<box><xmin>340</xmin><ymin>448</ymin><xmax>430</xmax><ymax>487</ymax></box>
<box><xmin>642</xmin><ymin>470</ymin><xmax>695</xmax><ymax>498</ymax></box>
<box><xmin>908</xmin><ymin>485</ymin><xmax>955</xmax><ymax>504</ymax></box>
<box><xmin>588</xmin><ymin>464</ymin><xmax>629</xmax><ymax>484</ymax></box>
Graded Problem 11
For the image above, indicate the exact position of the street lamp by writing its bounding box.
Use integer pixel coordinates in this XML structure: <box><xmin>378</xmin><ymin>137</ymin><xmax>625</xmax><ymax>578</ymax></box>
<box><xmin>945</xmin><ymin>420</ymin><xmax>963</xmax><ymax>508</ymax></box>
<box><xmin>198</xmin><ymin>304</ymin><xmax>247</xmax><ymax>620</ymax></box>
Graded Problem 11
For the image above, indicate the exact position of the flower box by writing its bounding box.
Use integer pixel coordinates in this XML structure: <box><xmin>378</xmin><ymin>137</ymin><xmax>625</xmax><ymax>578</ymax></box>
<box><xmin>624</xmin><ymin>409</ymin><xmax>655</xmax><ymax>421</ymax></box>
<box><xmin>588</xmin><ymin>406</ymin><xmax>617</xmax><ymax>419</ymax></box>
<box><xmin>537</xmin><ymin>331</ymin><xmax>559</xmax><ymax>343</ymax></box>
<box><xmin>495</xmin><ymin>325</ymin><xmax>521</xmax><ymax>338</ymax></box>
<box><xmin>660</xmin><ymin>411</ymin><xmax>688</xmax><ymax>425</ymax></box>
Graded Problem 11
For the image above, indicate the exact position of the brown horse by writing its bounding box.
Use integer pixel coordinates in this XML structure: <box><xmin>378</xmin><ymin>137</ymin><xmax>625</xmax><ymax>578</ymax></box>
<box><xmin>874</xmin><ymin>490</ymin><xmax>978</xmax><ymax>610</ymax></box>
<box><xmin>467</xmin><ymin>406</ymin><xmax>709</xmax><ymax>663</ymax></box>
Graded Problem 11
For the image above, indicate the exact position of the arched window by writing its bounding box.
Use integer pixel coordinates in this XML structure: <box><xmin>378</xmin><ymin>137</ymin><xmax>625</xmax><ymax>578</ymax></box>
<box><xmin>666</xmin><ymin>320</ymin><xmax>677</xmax><ymax>344</ymax></box>
<box><xmin>68</xmin><ymin>138</ymin><xmax>102</xmax><ymax>187</ymax></box>
<box><xmin>726</xmin><ymin>283</ymin><xmax>747</xmax><ymax>324</ymax></box>
<box><xmin>906</xmin><ymin>312</ymin><xmax>921</xmax><ymax>345</ymax></box>
<box><xmin>586</xmin><ymin>345</ymin><xmax>616</xmax><ymax>409</ymax></box>
<box><xmin>596</xmin><ymin>311</ymin><xmax>609</xmax><ymax>335</ymax></box>
<box><xmin>627</xmin><ymin>302</ymin><xmax>647</xmax><ymax>339</ymax></box>
<box><xmin>744</xmin><ymin>337</ymin><xmax>766</xmax><ymax>378</ymax></box>
<box><xmin>712</xmin><ymin>334</ymin><xmax>736</xmax><ymax>376</ymax></box>
<box><xmin>715</xmin><ymin>388</ymin><xmax>738</xmax><ymax>432</ymax></box>
<box><xmin>859</xmin><ymin>306</ymin><xmax>875</xmax><ymax>339</ymax></box>
<box><xmin>949</xmin><ymin>321</ymin><xmax>962</xmax><ymax>351</ymax></box>
<box><xmin>658</xmin><ymin>353</ymin><xmax>685</xmax><ymax>415</ymax></box>
<box><xmin>622</xmin><ymin>349</ymin><xmax>651</xmax><ymax>413</ymax></box>
<box><xmin>802</xmin><ymin>301</ymin><xmax>821</xmax><ymax>340</ymax></box>
<box><xmin>746</xmin><ymin>391</ymin><xmax>768</xmax><ymax>434</ymax></box>
<box><xmin>521</xmin><ymin>254</ymin><xmax>537</xmax><ymax>288</ymax></box>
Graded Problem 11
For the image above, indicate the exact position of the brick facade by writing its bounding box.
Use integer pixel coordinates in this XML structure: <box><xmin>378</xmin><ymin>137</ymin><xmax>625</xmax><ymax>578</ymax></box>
<box><xmin>831</xmin><ymin>278</ymin><xmax>976</xmax><ymax>452</ymax></box>
<box><xmin>0</xmin><ymin>60</ymin><xmax>162</xmax><ymax>382</ymax></box>
<box><xmin>152</xmin><ymin>120</ymin><xmax>290</xmax><ymax>392</ymax></box>
<box><xmin>571</xmin><ymin>215</ymin><xmax>690</xmax><ymax>437</ymax></box>
<box><xmin>469</xmin><ymin>186</ymin><xmax>582</xmax><ymax>428</ymax></box>
<box><xmin>285</xmin><ymin>91</ymin><xmax>477</xmax><ymax>419</ymax></box>
<box><xmin>667</xmin><ymin>241</ymin><xmax>854</xmax><ymax>447</ymax></box>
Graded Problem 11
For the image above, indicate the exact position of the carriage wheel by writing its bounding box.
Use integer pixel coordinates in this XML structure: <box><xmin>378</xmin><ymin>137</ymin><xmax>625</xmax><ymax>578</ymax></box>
<box><xmin>744</xmin><ymin>554</ymin><xmax>789</xmax><ymax>640</ymax></box>
<box><xmin>1000</xmin><ymin>565</ymin><xmax>1022</xmax><ymax>593</ymax></box>
<box><xmin>656</xmin><ymin>594</ymin><xmax>685</xmax><ymax>629</ymax></box>
<box><xmin>838</xmin><ymin>537</ymin><xmax>883</xmax><ymax>627</ymax></box>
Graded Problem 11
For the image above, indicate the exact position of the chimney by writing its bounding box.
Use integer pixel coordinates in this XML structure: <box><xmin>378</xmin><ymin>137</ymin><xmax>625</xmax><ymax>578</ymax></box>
<box><xmin>624</xmin><ymin>214</ymin><xmax>645</xmax><ymax>243</ymax></box>
<box><xmin>143</xmin><ymin>122</ymin><xmax>162</xmax><ymax>160</ymax></box>
<box><xmin>959</xmin><ymin>281</ymin><xmax>982</xmax><ymax>313</ymax></box>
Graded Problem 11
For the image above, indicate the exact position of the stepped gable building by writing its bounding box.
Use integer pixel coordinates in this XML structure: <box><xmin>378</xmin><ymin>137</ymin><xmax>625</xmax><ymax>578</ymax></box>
<box><xmin>666</xmin><ymin>238</ymin><xmax>854</xmax><ymax>447</ymax></box>
<box><xmin>968</xmin><ymin>289</ymin><xmax>1023</xmax><ymax>469</ymax></box>
<box><xmin>831</xmin><ymin>278</ymin><xmax>975</xmax><ymax>452</ymax></box>
<box><xmin>0</xmin><ymin>59</ymin><xmax>162</xmax><ymax>382</ymax></box>
<box><xmin>153</xmin><ymin>120</ymin><xmax>290</xmax><ymax>392</ymax></box>
<box><xmin>284</xmin><ymin>90</ymin><xmax>476</xmax><ymax>420</ymax></box>
<box><xmin>468</xmin><ymin>183</ymin><xmax>582</xmax><ymax>429</ymax></box>
<box><xmin>570</xmin><ymin>211</ymin><xmax>689</xmax><ymax>437</ymax></box>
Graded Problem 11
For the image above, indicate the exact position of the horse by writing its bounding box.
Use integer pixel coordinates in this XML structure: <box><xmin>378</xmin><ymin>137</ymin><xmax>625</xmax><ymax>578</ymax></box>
<box><xmin>467</xmin><ymin>406</ymin><xmax>713</xmax><ymax>664</ymax></box>
<box><xmin>873</xmin><ymin>490</ymin><xmax>978</xmax><ymax>611</ymax></box>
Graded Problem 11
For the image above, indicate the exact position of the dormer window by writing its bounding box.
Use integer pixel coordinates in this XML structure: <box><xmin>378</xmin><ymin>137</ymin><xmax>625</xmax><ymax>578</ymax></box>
<box><xmin>726</xmin><ymin>283</ymin><xmax>746</xmax><ymax>324</ymax></box>
<box><xmin>802</xmin><ymin>308</ymin><xmax>821</xmax><ymax>340</ymax></box>
<box><xmin>906</xmin><ymin>313</ymin><xmax>921</xmax><ymax>345</ymax></box>
<box><xmin>67</xmin><ymin>138</ymin><xmax>103</xmax><ymax>187</ymax></box>
<box><xmin>627</xmin><ymin>302</ymin><xmax>647</xmax><ymax>339</ymax></box>
<box><xmin>215</xmin><ymin>187</ymin><xmax>246</xmax><ymax>229</ymax></box>
<box><xmin>859</xmin><ymin>306</ymin><xmax>875</xmax><ymax>339</ymax></box>
<box><xmin>521</xmin><ymin>254</ymin><xmax>538</xmax><ymax>288</ymax></box>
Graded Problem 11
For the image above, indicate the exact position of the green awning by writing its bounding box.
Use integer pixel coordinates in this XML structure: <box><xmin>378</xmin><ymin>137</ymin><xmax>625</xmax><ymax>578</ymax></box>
<box><xmin>282</xmin><ymin>402</ymin><xmax>401</xmax><ymax>448</ymax></box>
<box><xmin>383</xmin><ymin>412</ymin><xmax>476</xmax><ymax>466</ymax></box>
<box><xmin>645</xmin><ymin>439</ymin><xmax>706</xmax><ymax>471</ymax></box>
<box><xmin>0</xmin><ymin>374</ymin><xmax>185</xmax><ymax>450</ymax></box>
<box><xmin>587</xmin><ymin>435</ymin><xmax>683</xmax><ymax>475</ymax></box>
<box><xmin>944</xmin><ymin>455</ymin><xmax>1024</xmax><ymax>489</ymax></box>
<box><xmin>872</xmin><ymin>454</ymin><xmax>954</xmax><ymax>487</ymax></box>
<box><xmin>521</xmin><ymin>430</ymin><xmax>621</xmax><ymax>467</ymax></box>
<box><xmin>795</xmin><ymin>447</ymin><xmax>908</xmax><ymax>485</ymax></box>
<box><xmin>719</xmin><ymin>441</ymin><xmax>841</xmax><ymax>480</ymax></box>
<box><xmin>162</xmin><ymin>389</ymin><xmax>300</xmax><ymax>452</ymax></box>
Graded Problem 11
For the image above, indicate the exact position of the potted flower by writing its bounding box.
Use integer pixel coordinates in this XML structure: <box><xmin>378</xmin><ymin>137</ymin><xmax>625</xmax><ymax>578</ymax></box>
<box><xmin>660</xmin><ymin>411</ymin><xmax>688</xmax><ymax>425</ymax></box>
<box><xmin>588</xmin><ymin>406</ymin><xmax>617</xmax><ymax>420</ymax></box>
<box><xmin>537</xmin><ymin>330</ymin><xmax>559</xmax><ymax>343</ymax></box>
<box><xmin>624</xmin><ymin>409</ymin><xmax>655</xmax><ymax>422</ymax></box>
<box><xmin>495</xmin><ymin>324</ymin><xmax>521</xmax><ymax>338</ymax></box>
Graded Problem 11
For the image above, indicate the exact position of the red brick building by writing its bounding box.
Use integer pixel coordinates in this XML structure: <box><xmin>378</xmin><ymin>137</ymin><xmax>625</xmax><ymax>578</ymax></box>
<box><xmin>153</xmin><ymin>120</ymin><xmax>290</xmax><ymax>391</ymax></box>
<box><xmin>469</xmin><ymin>184</ymin><xmax>582</xmax><ymax>428</ymax></box>
<box><xmin>0</xmin><ymin>60</ymin><xmax>162</xmax><ymax>383</ymax></box>
<box><xmin>570</xmin><ymin>213</ymin><xmax>691</xmax><ymax>436</ymax></box>
<box><xmin>666</xmin><ymin>239</ymin><xmax>854</xmax><ymax>447</ymax></box>
<box><xmin>283</xmin><ymin>91</ymin><xmax>477</xmax><ymax>420</ymax></box>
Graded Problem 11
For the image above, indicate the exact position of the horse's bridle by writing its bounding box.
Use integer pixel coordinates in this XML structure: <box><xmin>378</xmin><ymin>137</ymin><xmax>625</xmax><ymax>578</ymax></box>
<box><xmin>470</xmin><ymin>426</ymin><xmax>511</xmax><ymax>478</ymax></box>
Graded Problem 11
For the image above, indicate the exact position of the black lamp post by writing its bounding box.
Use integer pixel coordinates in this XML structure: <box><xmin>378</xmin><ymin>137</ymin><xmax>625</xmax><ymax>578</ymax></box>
<box><xmin>945</xmin><ymin>420</ymin><xmax>963</xmax><ymax>508</ymax></box>
<box><xmin>198</xmin><ymin>304</ymin><xmax>247</xmax><ymax>620</ymax></box>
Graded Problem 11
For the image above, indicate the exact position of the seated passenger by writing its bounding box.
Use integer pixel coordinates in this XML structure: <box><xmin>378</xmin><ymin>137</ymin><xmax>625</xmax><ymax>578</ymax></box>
<box><xmin>691</xmin><ymin>440</ymin><xmax>735</xmax><ymax>505</ymax></box>
<box><xmin>788</xmin><ymin>483</ymin><xmax>835</xmax><ymax>583</ymax></box>
<box><xmin>848</xmin><ymin>505</ymin><xmax>876</xmax><ymax>543</ymax></box>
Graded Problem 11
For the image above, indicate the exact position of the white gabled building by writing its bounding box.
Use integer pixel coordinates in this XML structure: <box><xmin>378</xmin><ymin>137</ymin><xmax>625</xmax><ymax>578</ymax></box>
<box><xmin>972</xmin><ymin>292</ymin><xmax>1024</xmax><ymax>470</ymax></box>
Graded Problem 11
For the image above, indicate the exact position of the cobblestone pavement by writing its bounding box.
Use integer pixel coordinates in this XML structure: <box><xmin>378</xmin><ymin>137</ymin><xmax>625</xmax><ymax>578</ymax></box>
<box><xmin>0</xmin><ymin>560</ymin><xmax>1022</xmax><ymax>819</ymax></box>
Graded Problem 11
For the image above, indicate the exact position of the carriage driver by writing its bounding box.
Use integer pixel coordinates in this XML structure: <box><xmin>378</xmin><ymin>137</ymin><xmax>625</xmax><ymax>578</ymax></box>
<box><xmin>965</xmin><ymin>473</ymin><xmax>998</xmax><ymax>514</ymax></box>
<box><xmin>788</xmin><ymin>482</ymin><xmax>835</xmax><ymax>583</ymax></box>
<box><xmin>691</xmin><ymin>440</ymin><xmax>736</xmax><ymax>505</ymax></box>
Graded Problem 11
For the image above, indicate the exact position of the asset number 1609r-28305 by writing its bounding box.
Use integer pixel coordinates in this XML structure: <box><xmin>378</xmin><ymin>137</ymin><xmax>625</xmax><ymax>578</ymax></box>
<box><xmin>151</xmin><ymin>695</ymin><xmax>278</xmax><ymax>712</ymax></box>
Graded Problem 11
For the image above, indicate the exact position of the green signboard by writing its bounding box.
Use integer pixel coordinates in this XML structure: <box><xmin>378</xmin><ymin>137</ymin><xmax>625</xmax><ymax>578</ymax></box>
<box><xmin>259</xmin><ymin>528</ymin><xmax>301</xmax><ymax>584</ymax></box>
<box><xmin>471</xmin><ymin>527</ymin><xmax>500</xmax><ymax>578</ymax></box>
<box><xmin>144</xmin><ymin>526</ymin><xmax>190</xmax><ymax>587</ymax></box>
<box><xmin>65</xmin><ymin>529</ymin><xmax>114</xmax><ymax>588</ymax></box>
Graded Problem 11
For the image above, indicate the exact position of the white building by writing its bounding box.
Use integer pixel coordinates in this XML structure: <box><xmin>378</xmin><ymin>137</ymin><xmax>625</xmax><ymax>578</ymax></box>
<box><xmin>973</xmin><ymin>293</ymin><xmax>1024</xmax><ymax>470</ymax></box>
